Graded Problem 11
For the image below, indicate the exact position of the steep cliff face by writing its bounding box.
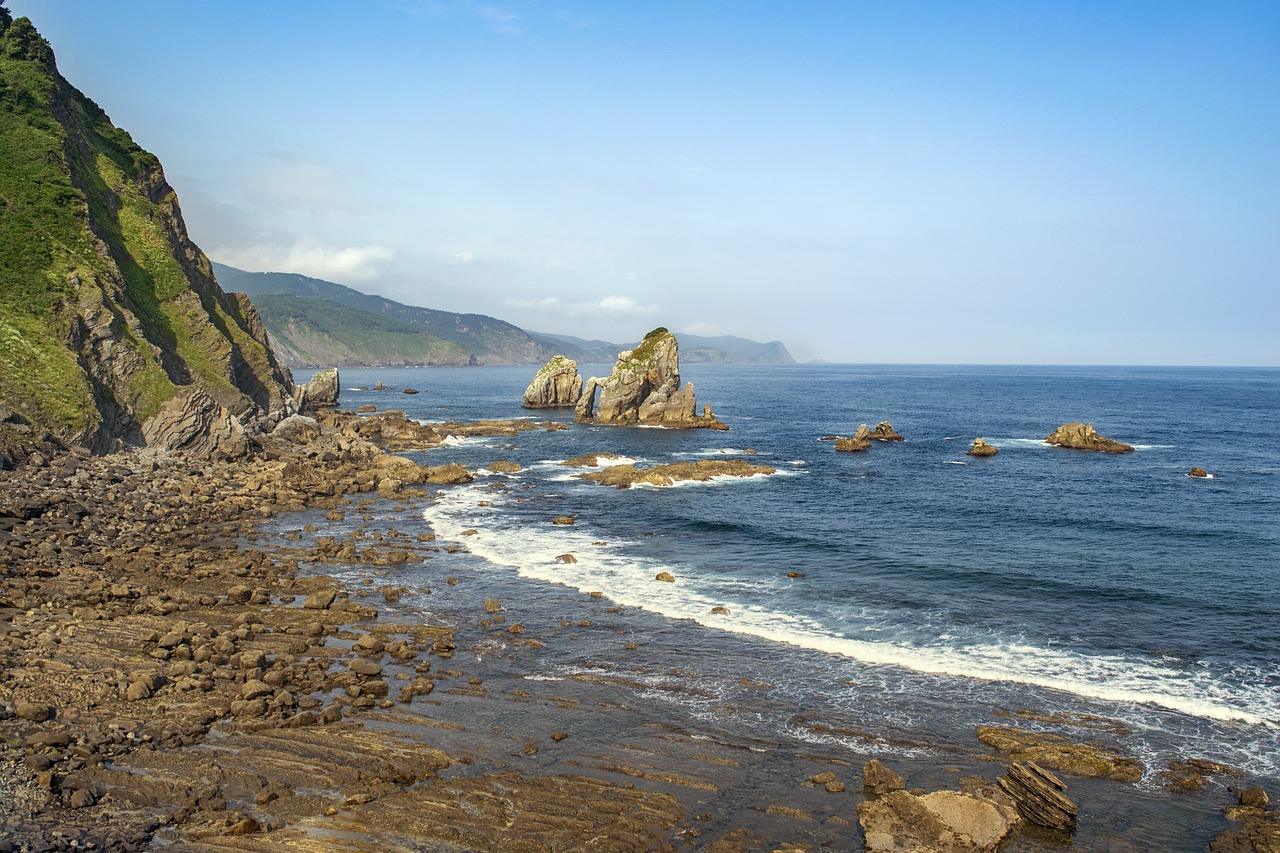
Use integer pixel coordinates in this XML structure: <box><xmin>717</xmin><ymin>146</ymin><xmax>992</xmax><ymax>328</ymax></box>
<box><xmin>0</xmin><ymin>9</ymin><xmax>294</xmax><ymax>462</ymax></box>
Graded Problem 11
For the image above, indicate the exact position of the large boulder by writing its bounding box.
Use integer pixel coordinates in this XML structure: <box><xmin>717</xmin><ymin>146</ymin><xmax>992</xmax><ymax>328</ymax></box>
<box><xmin>296</xmin><ymin>368</ymin><xmax>341</xmax><ymax>411</ymax></box>
<box><xmin>523</xmin><ymin>356</ymin><xmax>583</xmax><ymax>408</ymax></box>
<box><xmin>1045</xmin><ymin>422</ymin><xmax>1134</xmax><ymax>453</ymax></box>
<box><xmin>576</xmin><ymin>328</ymin><xmax>726</xmax><ymax>429</ymax></box>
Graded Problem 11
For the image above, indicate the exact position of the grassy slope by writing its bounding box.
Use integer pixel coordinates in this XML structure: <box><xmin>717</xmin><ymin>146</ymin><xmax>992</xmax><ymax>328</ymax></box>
<box><xmin>0</xmin><ymin>10</ymin><xmax>290</xmax><ymax>453</ymax></box>
<box><xmin>215</xmin><ymin>264</ymin><xmax>547</xmax><ymax>365</ymax></box>
<box><xmin>251</xmin><ymin>294</ymin><xmax>471</xmax><ymax>367</ymax></box>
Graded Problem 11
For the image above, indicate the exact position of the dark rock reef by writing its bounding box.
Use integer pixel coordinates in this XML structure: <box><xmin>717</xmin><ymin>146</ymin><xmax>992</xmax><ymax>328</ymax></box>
<box><xmin>577</xmin><ymin>458</ymin><xmax>774</xmax><ymax>488</ymax></box>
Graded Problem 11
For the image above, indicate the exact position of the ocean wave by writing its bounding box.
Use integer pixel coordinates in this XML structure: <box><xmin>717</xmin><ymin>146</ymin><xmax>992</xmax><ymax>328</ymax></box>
<box><xmin>420</xmin><ymin>485</ymin><xmax>1276</xmax><ymax>730</ymax></box>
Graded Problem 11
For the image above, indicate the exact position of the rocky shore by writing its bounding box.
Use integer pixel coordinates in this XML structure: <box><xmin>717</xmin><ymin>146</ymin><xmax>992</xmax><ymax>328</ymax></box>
<box><xmin>2</xmin><ymin>411</ymin><xmax>1276</xmax><ymax>852</ymax></box>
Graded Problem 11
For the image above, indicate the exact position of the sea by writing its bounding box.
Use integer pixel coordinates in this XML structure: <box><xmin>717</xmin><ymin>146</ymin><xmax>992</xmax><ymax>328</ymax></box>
<box><xmin>291</xmin><ymin>363</ymin><xmax>1280</xmax><ymax>824</ymax></box>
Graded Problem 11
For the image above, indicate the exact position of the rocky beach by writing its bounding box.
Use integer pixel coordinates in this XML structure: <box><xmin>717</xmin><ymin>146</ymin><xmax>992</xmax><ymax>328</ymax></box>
<box><xmin>2</xmin><ymin>403</ymin><xmax>1277</xmax><ymax>852</ymax></box>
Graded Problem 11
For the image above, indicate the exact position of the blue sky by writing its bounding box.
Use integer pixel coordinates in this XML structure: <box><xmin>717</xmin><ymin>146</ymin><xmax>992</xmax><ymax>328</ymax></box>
<box><xmin>9</xmin><ymin>1</ymin><xmax>1278</xmax><ymax>364</ymax></box>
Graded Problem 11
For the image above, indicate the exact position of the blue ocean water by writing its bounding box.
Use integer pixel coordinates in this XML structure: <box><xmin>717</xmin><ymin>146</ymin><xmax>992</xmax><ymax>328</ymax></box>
<box><xmin>304</xmin><ymin>363</ymin><xmax>1280</xmax><ymax>787</ymax></box>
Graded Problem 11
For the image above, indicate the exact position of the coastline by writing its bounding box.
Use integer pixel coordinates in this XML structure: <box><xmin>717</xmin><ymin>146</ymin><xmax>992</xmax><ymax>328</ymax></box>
<box><xmin>1</xmin><ymin>411</ymin><xmax>1274</xmax><ymax>852</ymax></box>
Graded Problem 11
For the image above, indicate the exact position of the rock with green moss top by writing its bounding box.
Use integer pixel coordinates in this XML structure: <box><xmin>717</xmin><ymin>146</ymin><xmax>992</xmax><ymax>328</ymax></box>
<box><xmin>575</xmin><ymin>328</ymin><xmax>726</xmax><ymax>429</ymax></box>
<box><xmin>522</xmin><ymin>355</ymin><xmax>582</xmax><ymax>408</ymax></box>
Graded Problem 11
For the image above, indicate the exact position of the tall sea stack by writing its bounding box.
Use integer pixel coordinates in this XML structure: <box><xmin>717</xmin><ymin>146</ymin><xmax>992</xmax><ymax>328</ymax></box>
<box><xmin>575</xmin><ymin>328</ymin><xmax>727</xmax><ymax>429</ymax></box>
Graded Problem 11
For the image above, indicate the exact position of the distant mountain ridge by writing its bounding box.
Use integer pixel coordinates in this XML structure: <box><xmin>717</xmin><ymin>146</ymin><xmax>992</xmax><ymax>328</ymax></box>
<box><xmin>214</xmin><ymin>263</ymin><xmax>795</xmax><ymax>367</ymax></box>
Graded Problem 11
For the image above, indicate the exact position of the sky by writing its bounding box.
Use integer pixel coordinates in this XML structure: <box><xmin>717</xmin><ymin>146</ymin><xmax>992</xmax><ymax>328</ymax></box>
<box><xmin>8</xmin><ymin>1</ymin><xmax>1279</xmax><ymax>365</ymax></box>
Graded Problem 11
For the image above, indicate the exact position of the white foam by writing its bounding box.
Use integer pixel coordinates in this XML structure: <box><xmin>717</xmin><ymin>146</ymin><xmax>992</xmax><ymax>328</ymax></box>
<box><xmin>421</xmin><ymin>485</ymin><xmax>1277</xmax><ymax>730</ymax></box>
<box><xmin>943</xmin><ymin>461</ymin><xmax>966</xmax><ymax>465</ymax></box>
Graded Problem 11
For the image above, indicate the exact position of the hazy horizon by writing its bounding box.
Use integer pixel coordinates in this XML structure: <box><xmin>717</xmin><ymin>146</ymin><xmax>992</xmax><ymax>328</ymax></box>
<box><xmin>9</xmin><ymin>1</ymin><xmax>1278</xmax><ymax>366</ymax></box>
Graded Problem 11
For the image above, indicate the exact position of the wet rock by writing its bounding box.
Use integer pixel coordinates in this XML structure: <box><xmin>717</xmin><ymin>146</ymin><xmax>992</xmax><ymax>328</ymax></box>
<box><xmin>1045</xmin><ymin>422</ymin><xmax>1134</xmax><ymax>453</ymax></box>
<box><xmin>996</xmin><ymin>761</ymin><xmax>1077</xmax><ymax>830</ymax></box>
<box><xmin>835</xmin><ymin>425</ymin><xmax>872</xmax><ymax>452</ymax></box>
<box><xmin>1188</xmin><ymin>467</ymin><xmax>1211</xmax><ymax>478</ymax></box>
<box><xmin>349</xmin><ymin>658</ymin><xmax>383</xmax><ymax>677</ymax></box>
<box><xmin>870</xmin><ymin>421</ymin><xmax>904</xmax><ymax>441</ymax></box>
<box><xmin>857</xmin><ymin>789</ymin><xmax>1020</xmax><ymax>853</ymax></box>
<box><xmin>976</xmin><ymin>725</ymin><xmax>1143</xmax><ymax>781</ymax></box>
<box><xmin>655</xmin><ymin>571</ymin><xmax>676</xmax><ymax>583</ymax></box>
<box><xmin>967</xmin><ymin>438</ymin><xmax>998</xmax><ymax>457</ymax></box>
<box><xmin>552</xmin><ymin>516</ymin><xmax>576</xmax><ymax>525</ymax></box>
<box><xmin>863</xmin><ymin>759</ymin><xmax>905</xmax><ymax>794</ymax></box>
<box><xmin>303</xmin><ymin>588</ymin><xmax>338</xmax><ymax>610</ymax></box>
<box><xmin>555</xmin><ymin>553</ymin><xmax>578</xmax><ymax>564</ymax></box>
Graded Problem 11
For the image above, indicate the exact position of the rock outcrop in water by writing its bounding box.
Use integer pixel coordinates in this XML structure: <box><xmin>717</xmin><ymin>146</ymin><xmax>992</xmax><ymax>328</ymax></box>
<box><xmin>522</xmin><ymin>355</ymin><xmax>583</xmax><ymax>408</ymax></box>
<box><xmin>968</xmin><ymin>438</ymin><xmax>998</xmax><ymax>457</ymax></box>
<box><xmin>575</xmin><ymin>328</ymin><xmax>726</xmax><ymax>429</ymax></box>
<box><xmin>577</xmin><ymin>458</ymin><xmax>773</xmax><ymax>488</ymax></box>
<box><xmin>1045</xmin><ymin>423</ymin><xmax>1134</xmax><ymax>453</ymax></box>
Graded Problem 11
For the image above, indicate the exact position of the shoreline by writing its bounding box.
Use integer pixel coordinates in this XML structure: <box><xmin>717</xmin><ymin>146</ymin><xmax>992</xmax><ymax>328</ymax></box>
<box><xmin>1</xmin><ymin>411</ymin><xmax>1275</xmax><ymax>851</ymax></box>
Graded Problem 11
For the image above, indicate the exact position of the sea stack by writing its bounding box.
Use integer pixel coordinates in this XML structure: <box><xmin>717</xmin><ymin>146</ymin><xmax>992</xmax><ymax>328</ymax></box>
<box><xmin>575</xmin><ymin>328</ymin><xmax>726</xmax><ymax>429</ymax></box>
<box><xmin>1045</xmin><ymin>422</ymin><xmax>1134</xmax><ymax>453</ymax></box>
<box><xmin>522</xmin><ymin>355</ymin><xmax>583</xmax><ymax>408</ymax></box>
<box><xmin>296</xmin><ymin>368</ymin><xmax>341</xmax><ymax>412</ymax></box>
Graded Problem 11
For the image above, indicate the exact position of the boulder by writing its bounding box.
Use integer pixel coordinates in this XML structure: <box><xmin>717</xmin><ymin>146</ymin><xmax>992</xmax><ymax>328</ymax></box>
<box><xmin>523</xmin><ymin>356</ymin><xmax>584</xmax><ymax>408</ymax></box>
<box><xmin>996</xmin><ymin>761</ymin><xmax>1077</xmax><ymax>830</ymax></box>
<box><xmin>967</xmin><ymin>438</ymin><xmax>998</xmax><ymax>457</ymax></box>
<box><xmin>1045</xmin><ymin>422</ymin><xmax>1134</xmax><ymax>453</ymax></box>
<box><xmin>272</xmin><ymin>414</ymin><xmax>322</xmax><ymax>442</ymax></box>
<box><xmin>863</xmin><ymin>759</ymin><xmax>905</xmax><ymax>794</ymax></box>
<box><xmin>1188</xmin><ymin>467</ymin><xmax>1210</xmax><ymax>478</ymax></box>
<box><xmin>296</xmin><ymin>368</ymin><xmax>340</xmax><ymax>411</ymax></box>
<box><xmin>576</xmin><ymin>328</ymin><xmax>726</xmax><ymax>429</ymax></box>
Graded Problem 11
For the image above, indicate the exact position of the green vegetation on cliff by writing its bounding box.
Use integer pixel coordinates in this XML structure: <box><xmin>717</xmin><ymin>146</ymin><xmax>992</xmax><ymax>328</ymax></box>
<box><xmin>250</xmin><ymin>294</ymin><xmax>471</xmax><ymax>367</ymax></box>
<box><xmin>0</xmin><ymin>7</ymin><xmax>291</xmax><ymax>461</ymax></box>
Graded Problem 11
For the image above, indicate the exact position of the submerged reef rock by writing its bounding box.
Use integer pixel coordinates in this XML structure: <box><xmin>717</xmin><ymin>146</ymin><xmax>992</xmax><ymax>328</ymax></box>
<box><xmin>575</xmin><ymin>328</ymin><xmax>726</xmax><ymax>429</ymax></box>
<box><xmin>577</xmin><ymin>459</ymin><xmax>774</xmax><ymax>489</ymax></box>
<box><xmin>1045</xmin><ymin>422</ymin><xmax>1134</xmax><ymax>453</ymax></box>
<box><xmin>968</xmin><ymin>438</ymin><xmax>998</xmax><ymax>457</ymax></box>
<box><xmin>523</xmin><ymin>355</ymin><xmax>583</xmax><ymax>408</ymax></box>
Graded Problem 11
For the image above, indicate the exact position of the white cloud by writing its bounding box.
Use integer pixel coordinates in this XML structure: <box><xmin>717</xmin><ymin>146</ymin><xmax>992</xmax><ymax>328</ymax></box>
<box><xmin>212</xmin><ymin>238</ymin><xmax>395</xmax><ymax>282</ymax></box>
<box><xmin>474</xmin><ymin>4</ymin><xmax>520</xmax><ymax>33</ymax></box>
<box><xmin>682</xmin><ymin>322</ymin><xmax>726</xmax><ymax>336</ymax></box>
<box><xmin>448</xmin><ymin>251</ymin><xmax>475</xmax><ymax>265</ymax></box>
<box><xmin>504</xmin><ymin>294</ymin><xmax>660</xmax><ymax>317</ymax></box>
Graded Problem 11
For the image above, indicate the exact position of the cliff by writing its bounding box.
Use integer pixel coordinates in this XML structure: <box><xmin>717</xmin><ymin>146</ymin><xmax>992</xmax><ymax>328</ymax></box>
<box><xmin>0</xmin><ymin>9</ymin><xmax>294</xmax><ymax>464</ymax></box>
